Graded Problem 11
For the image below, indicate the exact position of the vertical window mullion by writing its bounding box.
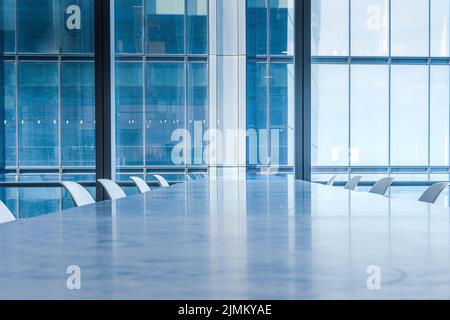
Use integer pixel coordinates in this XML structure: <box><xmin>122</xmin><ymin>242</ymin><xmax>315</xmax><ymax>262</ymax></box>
<box><xmin>184</xmin><ymin>1</ymin><xmax>188</xmax><ymax>170</ymax></box>
<box><xmin>348</xmin><ymin>0</ymin><xmax>352</xmax><ymax>178</ymax></box>
<box><xmin>428</xmin><ymin>0</ymin><xmax>432</xmax><ymax>178</ymax></box>
<box><xmin>388</xmin><ymin>0</ymin><xmax>392</xmax><ymax>172</ymax></box>
<box><xmin>94</xmin><ymin>0</ymin><xmax>112</xmax><ymax>200</ymax></box>
<box><xmin>142</xmin><ymin>0</ymin><xmax>147</xmax><ymax>179</ymax></box>
<box><xmin>58</xmin><ymin>58</ymin><xmax>62</xmax><ymax>174</ymax></box>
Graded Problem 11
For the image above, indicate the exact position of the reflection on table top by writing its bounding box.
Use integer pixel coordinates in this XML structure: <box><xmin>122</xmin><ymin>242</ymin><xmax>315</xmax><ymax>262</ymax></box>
<box><xmin>0</xmin><ymin>176</ymin><xmax>450</xmax><ymax>300</ymax></box>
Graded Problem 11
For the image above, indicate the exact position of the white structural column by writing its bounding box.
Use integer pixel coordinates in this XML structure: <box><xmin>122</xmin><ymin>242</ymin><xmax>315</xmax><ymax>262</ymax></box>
<box><xmin>208</xmin><ymin>0</ymin><xmax>247</xmax><ymax>179</ymax></box>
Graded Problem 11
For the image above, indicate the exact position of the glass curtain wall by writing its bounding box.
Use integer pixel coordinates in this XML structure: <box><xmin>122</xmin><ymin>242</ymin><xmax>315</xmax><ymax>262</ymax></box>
<box><xmin>0</xmin><ymin>0</ymin><xmax>95</xmax><ymax>217</ymax></box>
<box><xmin>113</xmin><ymin>0</ymin><xmax>208</xmax><ymax>184</ymax></box>
<box><xmin>312</xmin><ymin>0</ymin><xmax>450</xmax><ymax>183</ymax></box>
<box><xmin>246</xmin><ymin>0</ymin><xmax>295</xmax><ymax>171</ymax></box>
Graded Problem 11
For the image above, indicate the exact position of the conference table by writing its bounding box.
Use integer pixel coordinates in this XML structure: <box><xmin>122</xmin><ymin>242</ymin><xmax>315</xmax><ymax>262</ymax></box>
<box><xmin>1</xmin><ymin>175</ymin><xmax>450</xmax><ymax>299</ymax></box>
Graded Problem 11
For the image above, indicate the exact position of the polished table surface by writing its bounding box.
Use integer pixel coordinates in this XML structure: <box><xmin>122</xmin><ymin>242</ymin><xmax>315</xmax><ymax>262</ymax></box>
<box><xmin>1</xmin><ymin>176</ymin><xmax>450</xmax><ymax>300</ymax></box>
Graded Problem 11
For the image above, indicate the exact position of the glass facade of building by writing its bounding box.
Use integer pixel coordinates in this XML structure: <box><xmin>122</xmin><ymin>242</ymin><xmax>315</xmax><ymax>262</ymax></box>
<box><xmin>312</xmin><ymin>0</ymin><xmax>450</xmax><ymax>182</ymax></box>
<box><xmin>113</xmin><ymin>0</ymin><xmax>208</xmax><ymax>183</ymax></box>
<box><xmin>0</xmin><ymin>0</ymin><xmax>95</xmax><ymax>217</ymax></box>
<box><xmin>246</xmin><ymin>0</ymin><xmax>295</xmax><ymax>168</ymax></box>
<box><xmin>5</xmin><ymin>1</ymin><xmax>448</xmax><ymax>218</ymax></box>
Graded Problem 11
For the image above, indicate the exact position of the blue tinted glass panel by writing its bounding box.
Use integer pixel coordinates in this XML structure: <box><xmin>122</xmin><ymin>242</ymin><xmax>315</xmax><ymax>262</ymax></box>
<box><xmin>1</xmin><ymin>0</ymin><xmax>16</xmax><ymax>53</ymax></box>
<box><xmin>18</xmin><ymin>186</ymin><xmax>60</xmax><ymax>218</ymax></box>
<box><xmin>247</xmin><ymin>0</ymin><xmax>267</xmax><ymax>55</ymax></box>
<box><xmin>17</xmin><ymin>0</ymin><xmax>58</xmax><ymax>53</ymax></box>
<box><xmin>116</xmin><ymin>62</ymin><xmax>144</xmax><ymax>166</ymax></box>
<box><xmin>3</xmin><ymin>62</ymin><xmax>17</xmax><ymax>167</ymax></box>
<box><xmin>115</xmin><ymin>0</ymin><xmax>143</xmax><ymax>54</ymax></box>
<box><xmin>146</xmin><ymin>63</ymin><xmax>185</xmax><ymax>165</ymax></box>
<box><xmin>269</xmin><ymin>63</ymin><xmax>294</xmax><ymax>166</ymax></box>
<box><xmin>61</xmin><ymin>0</ymin><xmax>94</xmax><ymax>53</ymax></box>
<box><xmin>187</xmin><ymin>0</ymin><xmax>208</xmax><ymax>54</ymax></box>
<box><xmin>61</xmin><ymin>62</ymin><xmax>95</xmax><ymax>166</ymax></box>
<box><xmin>145</xmin><ymin>0</ymin><xmax>185</xmax><ymax>54</ymax></box>
<box><xmin>247</xmin><ymin>63</ymin><xmax>268</xmax><ymax>165</ymax></box>
<box><xmin>269</xmin><ymin>0</ymin><xmax>294</xmax><ymax>55</ymax></box>
<box><xmin>18</xmin><ymin>62</ymin><xmax>59</xmax><ymax>167</ymax></box>
<box><xmin>187</xmin><ymin>63</ymin><xmax>208</xmax><ymax>165</ymax></box>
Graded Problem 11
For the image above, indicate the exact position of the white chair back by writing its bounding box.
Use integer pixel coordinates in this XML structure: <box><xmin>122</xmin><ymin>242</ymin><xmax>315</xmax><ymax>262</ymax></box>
<box><xmin>344</xmin><ymin>176</ymin><xmax>362</xmax><ymax>191</ymax></box>
<box><xmin>61</xmin><ymin>181</ymin><xmax>96</xmax><ymax>207</ymax></box>
<box><xmin>0</xmin><ymin>200</ymin><xmax>15</xmax><ymax>224</ymax></box>
<box><xmin>418</xmin><ymin>182</ymin><xmax>449</xmax><ymax>204</ymax></box>
<box><xmin>327</xmin><ymin>175</ymin><xmax>337</xmax><ymax>186</ymax></box>
<box><xmin>369</xmin><ymin>178</ymin><xmax>395</xmax><ymax>196</ymax></box>
<box><xmin>98</xmin><ymin>179</ymin><xmax>127</xmax><ymax>200</ymax></box>
<box><xmin>130</xmin><ymin>176</ymin><xmax>151</xmax><ymax>194</ymax></box>
<box><xmin>153</xmin><ymin>175</ymin><xmax>169</xmax><ymax>188</ymax></box>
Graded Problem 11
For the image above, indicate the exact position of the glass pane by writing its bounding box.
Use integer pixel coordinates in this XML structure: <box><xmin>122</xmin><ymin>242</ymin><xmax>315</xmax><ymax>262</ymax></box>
<box><xmin>270</xmin><ymin>0</ymin><xmax>294</xmax><ymax>56</ymax></box>
<box><xmin>431</xmin><ymin>0</ymin><xmax>450</xmax><ymax>57</ymax></box>
<box><xmin>18</xmin><ymin>62</ymin><xmax>59</xmax><ymax>167</ymax></box>
<box><xmin>269</xmin><ymin>63</ymin><xmax>294</xmax><ymax>166</ymax></box>
<box><xmin>1</xmin><ymin>0</ymin><xmax>16</xmax><ymax>53</ymax></box>
<box><xmin>61</xmin><ymin>62</ymin><xmax>95</xmax><ymax>167</ymax></box>
<box><xmin>311</xmin><ymin>0</ymin><xmax>349</xmax><ymax>56</ymax></box>
<box><xmin>391</xmin><ymin>0</ymin><xmax>429</xmax><ymax>56</ymax></box>
<box><xmin>430</xmin><ymin>65</ymin><xmax>449</xmax><ymax>166</ymax></box>
<box><xmin>247</xmin><ymin>63</ymin><xmax>268</xmax><ymax>165</ymax></box>
<box><xmin>311</xmin><ymin>64</ymin><xmax>349</xmax><ymax>166</ymax></box>
<box><xmin>61</xmin><ymin>0</ymin><xmax>94</xmax><ymax>53</ymax></box>
<box><xmin>3</xmin><ymin>62</ymin><xmax>17</xmax><ymax>167</ymax></box>
<box><xmin>18</xmin><ymin>186</ymin><xmax>60</xmax><ymax>218</ymax></box>
<box><xmin>351</xmin><ymin>0</ymin><xmax>389</xmax><ymax>56</ymax></box>
<box><xmin>17</xmin><ymin>0</ymin><xmax>58</xmax><ymax>53</ymax></box>
<box><xmin>187</xmin><ymin>63</ymin><xmax>208</xmax><ymax>165</ymax></box>
<box><xmin>146</xmin><ymin>63</ymin><xmax>185</xmax><ymax>165</ymax></box>
<box><xmin>391</xmin><ymin>65</ymin><xmax>429</xmax><ymax>166</ymax></box>
<box><xmin>350</xmin><ymin>65</ymin><xmax>389</xmax><ymax>166</ymax></box>
<box><xmin>187</xmin><ymin>0</ymin><xmax>208</xmax><ymax>54</ymax></box>
<box><xmin>247</xmin><ymin>0</ymin><xmax>268</xmax><ymax>56</ymax></box>
<box><xmin>115</xmin><ymin>0</ymin><xmax>143</xmax><ymax>54</ymax></box>
<box><xmin>115</xmin><ymin>62</ymin><xmax>145</xmax><ymax>167</ymax></box>
<box><xmin>145</xmin><ymin>0</ymin><xmax>185</xmax><ymax>54</ymax></box>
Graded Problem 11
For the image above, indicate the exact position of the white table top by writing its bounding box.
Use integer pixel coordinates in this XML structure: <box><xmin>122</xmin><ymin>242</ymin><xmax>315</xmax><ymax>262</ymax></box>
<box><xmin>0</xmin><ymin>176</ymin><xmax>449</xmax><ymax>299</ymax></box>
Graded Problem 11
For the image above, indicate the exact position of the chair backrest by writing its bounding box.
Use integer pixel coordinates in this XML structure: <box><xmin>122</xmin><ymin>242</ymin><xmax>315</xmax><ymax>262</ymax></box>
<box><xmin>344</xmin><ymin>176</ymin><xmax>362</xmax><ymax>191</ymax></box>
<box><xmin>418</xmin><ymin>182</ymin><xmax>449</xmax><ymax>204</ymax></box>
<box><xmin>61</xmin><ymin>181</ymin><xmax>96</xmax><ymax>207</ymax></box>
<box><xmin>0</xmin><ymin>200</ymin><xmax>15</xmax><ymax>224</ymax></box>
<box><xmin>98</xmin><ymin>179</ymin><xmax>127</xmax><ymax>200</ymax></box>
<box><xmin>327</xmin><ymin>175</ymin><xmax>337</xmax><ymax>186</ymax></box>
<box><xmin>369</xmin><ymin>177</ymin><xmax>395</xmax><ymax>196</ymax></box>
<box><xmin>153</xmin><ymin>175</ymin><xmax>169</xmax><ymax>188</ymax></box>
<box><xmin>130</xmin><ymin>176</ymin><xmax>151</xmax><ymax>194</ymax></box>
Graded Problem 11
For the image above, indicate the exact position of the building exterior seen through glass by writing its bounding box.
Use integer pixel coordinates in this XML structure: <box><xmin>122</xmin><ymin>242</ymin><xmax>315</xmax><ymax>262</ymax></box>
<box><xmin>5</xmin><ymin>1</ymin><xmax>449</xmax><ymax>217</ymax></box>
<box><xmin>246</xmin><ymin>0</ymin><xmax>295</xmax><ymax>168</ymax></box>
<box><xmin>114</xmin><ymin>0</ymin><xmax>208</xmax><ymax>184</ymax></box>
<box><xmin>0</xmin><ymin>0</ymin><xmax>95</xmax><ymax>218</ymax></box>
<box><xmin>311</xmin><ymin>0</ymin><xmax>450</xmax><ymax>183</ymax></box>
